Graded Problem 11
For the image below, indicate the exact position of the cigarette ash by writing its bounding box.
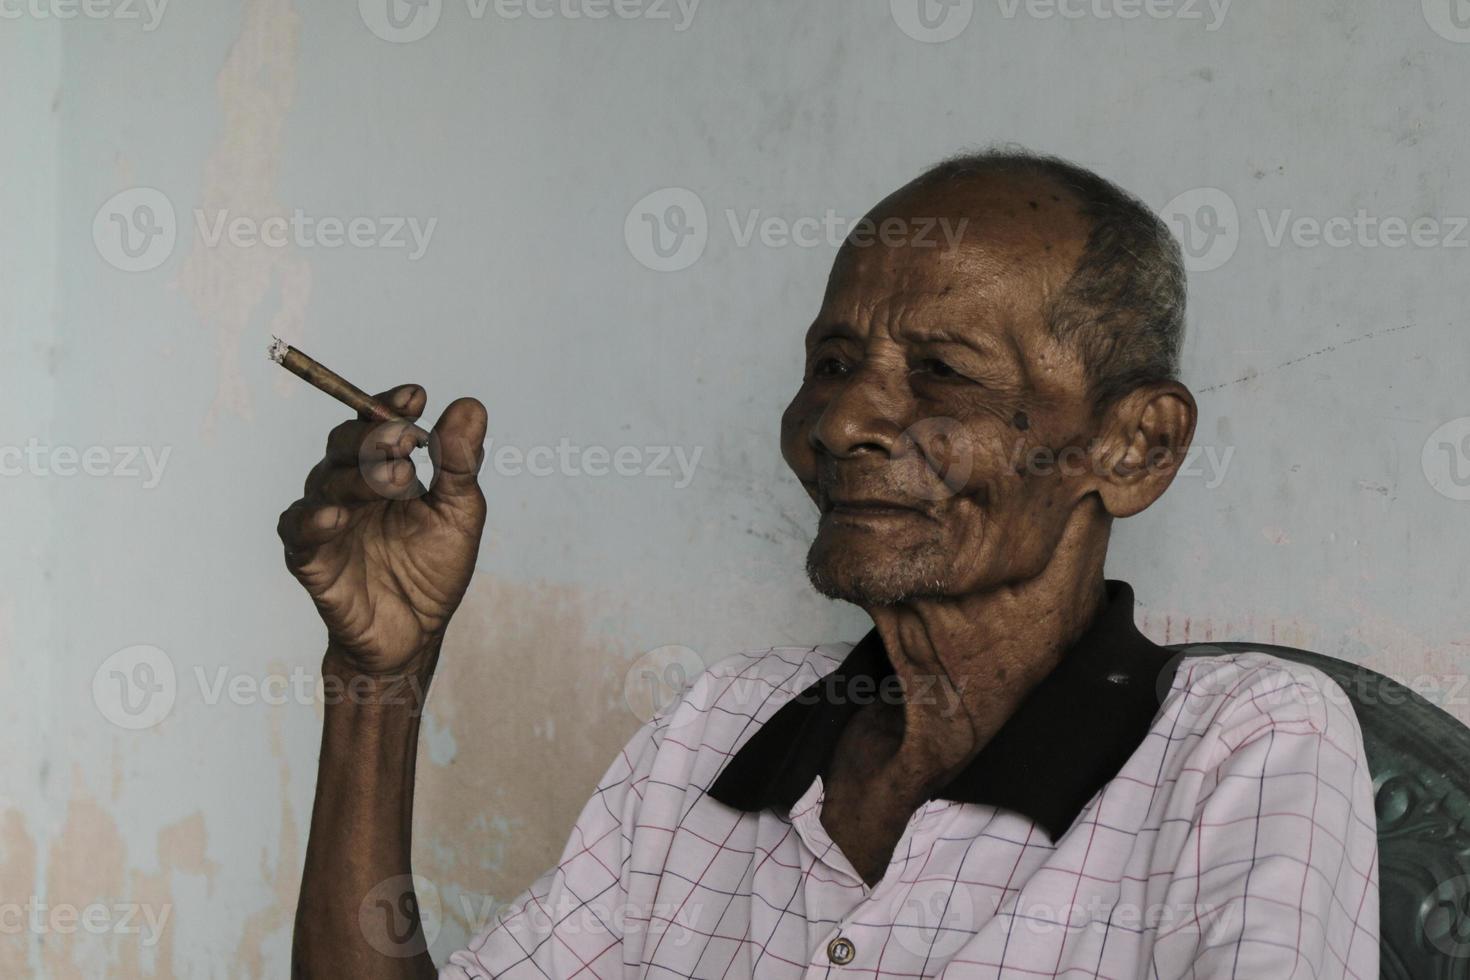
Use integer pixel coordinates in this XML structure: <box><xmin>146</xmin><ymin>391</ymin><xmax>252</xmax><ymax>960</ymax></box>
<box><xmin>267</xmin><ymin>336</ymin><xmax>289</xmax><ymax>364</ymax></box>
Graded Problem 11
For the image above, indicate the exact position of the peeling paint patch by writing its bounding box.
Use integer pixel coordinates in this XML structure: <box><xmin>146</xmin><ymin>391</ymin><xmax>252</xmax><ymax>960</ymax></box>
<box><xmin>177</xmin><ymin>0</ymin><xmax>309</xmax><ymax>434</ymax></box>
<box><xmin>413</xmin><ymin>575</ymin><xmax>640</xmax><ymax>942</ymax></box>
<box><xmin>0</xmin><ymin>809</ymin><xmax>37</xmax><ymax>975</ymax></box>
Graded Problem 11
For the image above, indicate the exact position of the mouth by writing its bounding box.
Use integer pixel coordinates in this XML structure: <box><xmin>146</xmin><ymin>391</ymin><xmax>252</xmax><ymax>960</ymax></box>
<box><xmin>821</xmin><ymin>496</ymin><xmax>929</xmax><ymax>522</ymax></box>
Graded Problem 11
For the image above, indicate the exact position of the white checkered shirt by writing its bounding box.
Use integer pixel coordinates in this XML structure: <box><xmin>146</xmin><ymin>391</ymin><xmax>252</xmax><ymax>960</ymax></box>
<box><xmin>442</xmin><ymin>644</ymin><xmax>1380</xmax><ymax>979</ymax></box>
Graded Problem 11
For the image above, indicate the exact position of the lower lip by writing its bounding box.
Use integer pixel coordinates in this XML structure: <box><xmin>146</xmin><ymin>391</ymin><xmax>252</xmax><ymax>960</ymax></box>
<box><xmin>824</xmin><ymin>505</ymin><xmax>923</xmax><ymax>523</ymax></box>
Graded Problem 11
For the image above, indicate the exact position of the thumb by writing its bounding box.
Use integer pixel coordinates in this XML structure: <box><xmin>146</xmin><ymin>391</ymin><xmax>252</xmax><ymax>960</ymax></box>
<box><xmin>427</xmin><ymin>397</ymin><xmax>488</xmax><ymax>508</ymax></box>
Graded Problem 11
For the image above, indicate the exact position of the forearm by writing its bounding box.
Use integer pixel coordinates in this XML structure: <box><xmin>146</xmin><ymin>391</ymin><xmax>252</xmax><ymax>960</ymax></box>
<box><xmin>293</xmin><ymin>647</ymin><xmax>439</xmax><ymax>980</ymax></box>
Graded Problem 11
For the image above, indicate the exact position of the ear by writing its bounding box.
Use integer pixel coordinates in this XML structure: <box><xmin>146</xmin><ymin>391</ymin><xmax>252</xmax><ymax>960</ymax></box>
<box><xmin>1091</xmin><ymin>381</ymin><xmax>1197</xmax><ymax>519</ymax></box>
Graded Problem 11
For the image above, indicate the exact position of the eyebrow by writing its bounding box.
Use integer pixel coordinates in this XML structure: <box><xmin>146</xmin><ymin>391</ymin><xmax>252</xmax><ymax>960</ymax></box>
<box><xmin>900</xmin><ymin>323</ymin><xmax>1015</xmax><ymax>363</ymax></box>
<box><xmin>804</xmin><ymin>320</ymin><xmax>861</xmax><ymax>348</ymax></box>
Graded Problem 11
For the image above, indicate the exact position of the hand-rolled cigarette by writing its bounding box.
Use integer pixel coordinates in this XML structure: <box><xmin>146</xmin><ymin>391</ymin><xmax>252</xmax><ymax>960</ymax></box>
<box><xmin>268</xmin><ymin>337</ymin><xmax>428</xmax><ymax>447</ymax></box>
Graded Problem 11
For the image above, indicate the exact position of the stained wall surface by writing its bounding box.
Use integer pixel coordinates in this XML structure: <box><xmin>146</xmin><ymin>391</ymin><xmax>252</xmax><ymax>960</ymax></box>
<box><xmin>4</xmin><ymin>0</ymin><xmax>1469</xmax><ymax>972</ymax></box>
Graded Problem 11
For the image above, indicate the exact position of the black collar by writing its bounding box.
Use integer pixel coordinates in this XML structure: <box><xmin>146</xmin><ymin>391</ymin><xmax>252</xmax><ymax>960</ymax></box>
<box><xmin>707</xmin><ymin>581</ymin><xmax>1179</xmax><ymax>841</ymax></box>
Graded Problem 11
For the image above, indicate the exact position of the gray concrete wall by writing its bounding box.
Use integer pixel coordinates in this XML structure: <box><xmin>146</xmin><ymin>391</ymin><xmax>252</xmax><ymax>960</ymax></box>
<box><xmin>4</xmin><ymin>0</ymin><xmax>1469</xmax><ymax>972</ymax></box>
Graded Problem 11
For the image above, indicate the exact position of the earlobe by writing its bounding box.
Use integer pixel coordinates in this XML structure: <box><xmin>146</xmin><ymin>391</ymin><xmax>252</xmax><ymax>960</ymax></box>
<box><xmin>1092</xmin><ymin>382</ymin><xmax>1197</xmax><ymax>518</ymax></box>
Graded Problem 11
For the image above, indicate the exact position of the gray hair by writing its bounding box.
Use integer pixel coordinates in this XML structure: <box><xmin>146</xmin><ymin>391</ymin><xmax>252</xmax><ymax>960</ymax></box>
<box><xmin>914</xmin><ymin>147</ymin><xmax>1187</xmax><ymax>406</ymax></box>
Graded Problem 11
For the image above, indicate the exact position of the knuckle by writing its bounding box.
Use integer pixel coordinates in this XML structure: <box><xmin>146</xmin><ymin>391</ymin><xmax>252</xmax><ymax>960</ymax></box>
<box><xmin>276</xmin><ymin>504</ymin><xmax>301</xmax><ymax>541</ymax></box>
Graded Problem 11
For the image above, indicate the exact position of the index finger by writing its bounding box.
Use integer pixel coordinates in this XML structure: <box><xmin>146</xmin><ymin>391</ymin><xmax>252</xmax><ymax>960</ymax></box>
<box><xmin>363</xmin><ymin>384</ymin><xmax>428</xmax><ymax>424</ymax></box>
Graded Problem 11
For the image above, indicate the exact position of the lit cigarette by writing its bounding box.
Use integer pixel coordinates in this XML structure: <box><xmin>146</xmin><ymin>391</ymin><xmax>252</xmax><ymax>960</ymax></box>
<box><xmin>268</xmin><ymin>337</ymin><xmax>428</xmax><ymax>446</ymax></box>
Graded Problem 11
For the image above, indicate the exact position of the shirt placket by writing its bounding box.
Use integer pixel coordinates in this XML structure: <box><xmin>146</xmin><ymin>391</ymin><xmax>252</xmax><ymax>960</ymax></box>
<box><xmin>788</xmin><ymin>777</ymin><xmax>951</xmax><ymax>978</ymax></box>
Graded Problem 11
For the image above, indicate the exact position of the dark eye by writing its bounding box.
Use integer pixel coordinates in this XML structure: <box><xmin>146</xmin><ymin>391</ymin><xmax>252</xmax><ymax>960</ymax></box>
<box><xmin>811</xmin><ymin>356</ymin><xmax>850</xmax><ymax>379</ymax></box>
<box><xmin>916</xmin><ymin>357</ymin><xmax>961</xmax><ymax>380</ymax></box>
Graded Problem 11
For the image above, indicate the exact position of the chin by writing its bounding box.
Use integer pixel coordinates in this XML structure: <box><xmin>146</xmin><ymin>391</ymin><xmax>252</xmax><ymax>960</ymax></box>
<box><xmin>805</xmin><ymin>529</ymin><xmax>955</xmax><ymax>606</ymax></box>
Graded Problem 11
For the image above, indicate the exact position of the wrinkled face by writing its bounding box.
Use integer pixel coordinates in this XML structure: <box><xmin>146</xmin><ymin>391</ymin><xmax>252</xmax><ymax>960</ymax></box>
<box><xmin>782</xmin><ymin>176</ymin><xmax>1106</xmax><ymax>606</ymax></box>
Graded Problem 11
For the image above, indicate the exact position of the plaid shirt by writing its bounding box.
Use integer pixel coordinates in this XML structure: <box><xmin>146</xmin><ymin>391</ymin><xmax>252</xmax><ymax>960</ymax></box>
<box><xmin>443</xmin><ymin>585</ymin><xmax>1380</xmax><ymax>979</ymax></box>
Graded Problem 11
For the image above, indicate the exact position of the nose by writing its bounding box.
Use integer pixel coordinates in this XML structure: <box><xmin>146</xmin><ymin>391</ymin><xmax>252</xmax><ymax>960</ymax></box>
<box><xmin>808</xmin><ymin>368</ymin><xmax>906</xmax><ymax>460</ymax></box>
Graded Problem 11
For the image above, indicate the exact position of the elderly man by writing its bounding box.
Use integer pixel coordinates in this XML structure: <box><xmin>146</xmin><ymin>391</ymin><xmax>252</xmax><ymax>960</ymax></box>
<box><xmin>285</xmin><ymin>151</ymin><xmax>1380</xmax><ymax>978</ymax></box>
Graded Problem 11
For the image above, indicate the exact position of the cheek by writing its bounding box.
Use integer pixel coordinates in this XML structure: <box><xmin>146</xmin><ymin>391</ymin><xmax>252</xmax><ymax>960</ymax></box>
<box><xmin>914</xmin><ymin>418</ymin><xmax>1027</xmax><ymax>500</ymax></box>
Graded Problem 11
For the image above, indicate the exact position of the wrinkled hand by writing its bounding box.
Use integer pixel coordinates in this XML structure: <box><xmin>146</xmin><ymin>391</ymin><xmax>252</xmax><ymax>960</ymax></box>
<box><xmin>277</xmin><ymin>385</ymin><xmax>487</xmax><ymax>677</ymax></box>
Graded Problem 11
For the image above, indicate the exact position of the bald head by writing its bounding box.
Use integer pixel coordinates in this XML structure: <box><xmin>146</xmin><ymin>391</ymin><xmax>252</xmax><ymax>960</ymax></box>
<box><xmin>849</xmin><ymin>151</ymin><xmax>1187</xmax><ymax>407</ymax></box>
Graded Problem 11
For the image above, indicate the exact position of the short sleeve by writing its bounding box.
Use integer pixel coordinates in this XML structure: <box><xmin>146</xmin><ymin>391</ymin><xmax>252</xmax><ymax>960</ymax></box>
<box><xmin>1150</xmin><ymin>659</ymin><xmax>1381</xmax><ymax>979</ymax></box>
<box><xmin>441</xmin><ymin>718</ymin><xmax>662</xmax><ymax>980</ymax></box>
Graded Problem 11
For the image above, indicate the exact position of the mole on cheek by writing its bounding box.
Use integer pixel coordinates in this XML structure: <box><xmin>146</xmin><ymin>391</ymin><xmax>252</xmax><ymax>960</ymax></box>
<box><xmin>1012</xmin><ymin>410</ymin><xmax>1030</xmax><ymax>431</ymax></box>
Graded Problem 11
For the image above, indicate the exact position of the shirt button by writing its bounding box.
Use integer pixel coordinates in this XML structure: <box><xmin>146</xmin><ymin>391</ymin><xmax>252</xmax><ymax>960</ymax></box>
<box><xmin>827</xmin><ymin>936</ymin><xmax>856</xmax><ymax>965</ymax></box>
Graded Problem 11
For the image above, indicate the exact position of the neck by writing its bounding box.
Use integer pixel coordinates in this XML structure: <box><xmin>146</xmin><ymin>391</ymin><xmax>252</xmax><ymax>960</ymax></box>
<box><xmin>861</xmin><ymin>507</ymin><xmax>1111</xmax><ymax>800</ymax></box>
